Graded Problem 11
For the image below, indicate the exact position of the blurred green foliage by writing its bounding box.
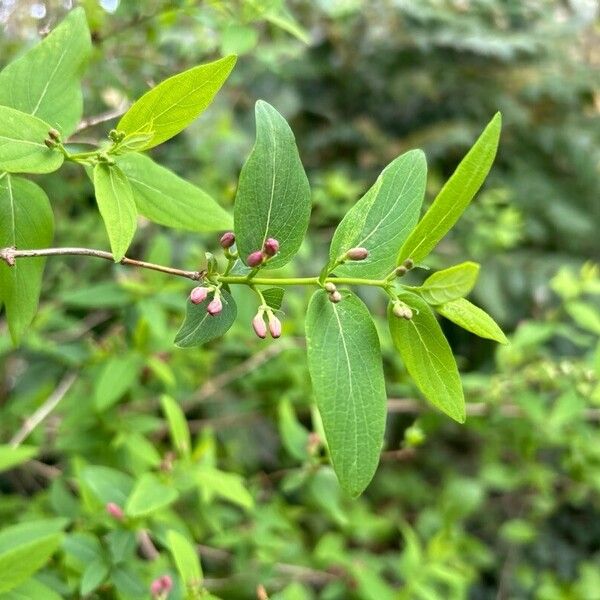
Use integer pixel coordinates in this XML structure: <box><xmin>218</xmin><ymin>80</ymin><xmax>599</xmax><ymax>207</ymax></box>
<box><xmin>0</xmin><ymin>1</ymin><xmax>598</xmax><ymax>598</ymax></box>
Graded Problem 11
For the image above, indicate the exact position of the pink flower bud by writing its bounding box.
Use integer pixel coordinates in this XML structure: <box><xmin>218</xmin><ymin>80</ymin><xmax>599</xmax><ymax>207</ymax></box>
<box><xmin>159</xmin><ymin>575</ymin><xmax>173</xmax><ymax>592</ymax></box>
<box><xmin>190</xmin><ymin>286</ymin><xmax>208</xmax><ymax>304</ymax></box>
<box><xmin>150</xmin><ymin>578</ymin><xmax>163</xmax><ymax>597</ymax></box>
<box><xmin>219</xmin><ymin>231</ymin><xmax>236</xmax><ymax>248</ymax></box>
<box><xmin>263</xmin><ymin>238</ymin><xmax>280</xmax><ymax>257</ymax></box>
<box><xmin>268</xmin><ymin>314</ymin><xmax>282</xmax><ymax>339</ymax></box>
<box><xmin>329</xmin><ymin>291</ymin><xmax>342</xmax><ymax>303</ymax></box>
<box><xmin>207</xmin><ymin>296</ymin><xmax>223</xmax><ymax>316</ymax></box>
<box><xmin>247</xmin><ymin>250</ymin><xmax>265</xmax><ymax>267</ymax></box>
<box><xmin>106</xmin><ymin>502</ymin><xmax>124</xmax><ymax>520</ymax></box>
<box><xmin>252</xmin><ymin>312</ymin><xmax>267</xmax><ymax>339</ymax></box>
<box><xmin>346</xmin><ymin>247</ymin><xmax>369</xmax><ymax>261</ymax></box>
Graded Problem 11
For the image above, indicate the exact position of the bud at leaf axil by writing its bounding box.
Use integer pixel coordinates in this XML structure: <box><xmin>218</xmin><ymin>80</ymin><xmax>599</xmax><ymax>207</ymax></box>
<box><xmin>395</xmin><ymin>265</ymin><xmax>407</xmax><ymax>277</ymax></box>
<box><xmin>207</xmin><ymin>296</ymin><xmax>223</xmax><ymax>316</ymax></box>
<box><xmin>219</xmin><ymin>231</ymin><xmax>236</xmax><ymax>248</ymax></box>
<box><xmin>324</xmin><ymin>282</ymin><xmax>337</xmax><ymax>293</ymax></box>
<box><xmin>346</xmin><ymin>247</ymin><xmax>369</xmax><ymax>261</ymax></box>
<box><xmin>393</xmin><ymin>303</ymin><xmax>413</xmax><ymax>320</ymax></box>
<box><xmin>329</xmin><ymin>290</ymin><xmax>342</xmax><ymax>303</ymax></box>
<box><xmin>247</xmin><ymin>250</ymin><xmax>264</xmax><ymax>267</ymax></box>
<box><xmin>252</xmin><ymin>311</ymin><xmax>267</xmax><ymax>339</ymax></box>
<box><xmin>48</xmin><ymin>128</ymin><xmax>61</xmax><ymax>141</ymax></box>
<box><xmin>190</xmin><ymin>286</ymin><xmax>208</xmax><ymax>304</ymax></box>
<box><xmin>403</xmin><ymin>258</ymin><xmax>414</xmax><ymax>270</ymax></box>
<box><xmin>263</xmin><ymin>237</ymin><xmax>280</xmax><ymax>256</ymax></box>
<box><xmin>106</xmin><ymin>502</ymin><xmax>124</xmax><ymax>520</ymax></box>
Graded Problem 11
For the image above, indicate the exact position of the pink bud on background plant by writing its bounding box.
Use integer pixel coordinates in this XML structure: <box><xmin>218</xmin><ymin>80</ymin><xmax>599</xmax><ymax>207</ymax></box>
<box><xmin>247</xmin><ymin>250</ymin><xmax>265</xmax><ymax>267</ymax></box>
<box><xmin>219</xmin><ymin>231</ymin><xmax>236</xmax><ymax>248</ymax></box>
<box><xmin>346</xmin><ymin>247</ymin><xmax>369</xmax><ymax>261</ymax></box>
<box><xmin>263</xmin><ymin>237</ymin><xmax>280</xmax><ymax>256</ymax></box>
<box><xmin>268</xmin><ymin>313</ymin><xmax>282</xmax><ymax>338</ymax></box>
<box><xmin>190</xmin><ymin>286</ymin><xmax>208</xmax><ymax>305</ymax></box>
<box><xmin>106</xmin><ymin>502</ymin><xmax>124</xmax><ymax>520</ymax></box>
<box><xmin>207</xmin><ymin>295</ymin><xmax>223</xmax><ymax>316</ymax></box>
<box><xmin>159</xmin><ymin>575</ymin><xmax>173</xmax><ymax>592</ymax></box>
<box><xmin>252</xmin><ymin>311</ymin><xmax>268</xmax><ymax>339</ymax></box>
<box><xmin>150</xmin><ymin>575</ymin><xmax>173</xmax><ymax>598</ymax></box>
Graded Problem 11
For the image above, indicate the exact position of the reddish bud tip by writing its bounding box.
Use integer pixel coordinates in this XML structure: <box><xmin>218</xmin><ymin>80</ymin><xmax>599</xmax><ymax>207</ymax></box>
<box><xmin>159</xmin><ymin>575</ymin><xmax>173</xmax><ymax>592</ymax></box>
<box><xmin>403</xmin><ymin>258</ymin><xmax>414</xmax><ymax>269</ymax></box>
<box><xmin>252</xmin><ymin>312</ymin><xmax>268</xmax><ymax>339</ymax></box>
<box><xmin>268</xmin><ymin>314</ymin><xmax>282</xmax><ymax>339</ymax></box>
<box><xmin>329</xmin><ymin>291</ymin><xmax>342</xmax><ymax>303</ymax></box>
<box><xmin>207</xmin><ymin>296</ymin><xmax>223</xmax><ymax>316</ymax></box>
<box><xmin>324</xmin><ymin>282</ymin><xmax>337</xmax><ymax>293</ymax></box>
<box><xmin>247</xmin><ymin>250</ymin><xmax>265</xmax><ymax>267</ymax></box>
<box><xmin>106</xmin><ymin>502</ymin><xmax>124</xmax><ymax>520</ymax></box>
<box><xmin>190</xmin><ymin>286</ymin><xmax>208</xmax><ymax>304</ymax></box>
<box><xmin>219</xmin><ymin>231</ymin><xmax>236</xmax><ymax>248</ymax></box>
<box><xmin>346</xmin><ymin>247</ymin><xmax>369</xmax><ymax>261</ymax></box>
<box><xmin>263</xmin><ymin>238</ymin><xmax>280</xmax><ymax>257</ymax></box>
<box><xmin>150</xmin><ymin>579</ymin><xmax>163</xmax><ymax>597</ymax></box>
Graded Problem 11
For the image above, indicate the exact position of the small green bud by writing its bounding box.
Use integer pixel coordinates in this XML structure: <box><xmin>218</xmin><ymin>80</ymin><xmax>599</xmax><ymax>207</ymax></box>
<box><xmin>395</xmin><ymin>265</ymin><xmax>408</xmax><ymax>277</ymax></box>
<box><xmin>403</xmin><ymin>258</ymin><xmax>414</xmax><ymax>270</ymax></box>
<box><xmin>324</xmin><ymin>282</ymin><xmax>337</xmax><ymax>293</ymax></box>
<box><xmin>48</xmin><ymin>128</ymin><xmax>61</xmax><ymax>142</ymax></box>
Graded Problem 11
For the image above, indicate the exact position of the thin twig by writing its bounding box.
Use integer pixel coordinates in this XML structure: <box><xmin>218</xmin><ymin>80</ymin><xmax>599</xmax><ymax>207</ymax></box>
<box><xmin>138</xmin><ymin>529</ymin><xmax>160</xmax><ymax>560</ymax></box>
<box><xmin>0</xmin><ymin>247</ymin><xmax>204</xmax><ymax>282</ymax></box>
<box><xmin>10</xmin><ymin>374</ymin><xmax>77</xmax><ymax>447</ymax></box>
<box><xmin>74</xmin><ymin>105</ymin><xmax>129</xmax><ymax>133</ymax></box>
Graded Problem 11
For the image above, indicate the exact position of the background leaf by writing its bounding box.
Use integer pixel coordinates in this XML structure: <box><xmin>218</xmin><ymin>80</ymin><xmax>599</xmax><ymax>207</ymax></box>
<box><xmin>436</xmin><ymin>298</ymin><xmax>508</xmax><ymax>343</ymax></box>
<box><xmin>330</xmin><ymin>150</ymin><xmax>427</xmax><ymax>278</ymax></box>
<box><xmin>93</xmin><ymin>163</ymin><xmax>137</xmax><ymax>262</ymax></box>
<box><xmin>234</xmin><ymin>101</ymin><xmax>311</xmax><ymax>268</ymax></box>
<box><xmin>117</xmin><ymin>153</ymin><xmax>232</xmax><ymax>232</ymax></box>
<box><xmin>0</xmin><ymin>175</ymin><xmax>54</xmax><ymax>344</ymax></box>
<box><xmin>125</xmin><ymin>474</ymin><xmax>179</xmax><ymax>518</ymax></box>
<box><xmin>117</xmin><ymin>55</ymin><xmax>236</xmax><ymax>150</ymax></box>
<box><xmin>0</xmin><ymin>8</ymin><xmax>91</xmax><ymax>136</ymax></box>
<box><xmin>0</xmin><ymin>445</ymin><xmax>38</xmax><ymax>473</ymax></box>
<box><xmin>398</xmin><ymin>113</ymin><xmax>501</xmax><ymax>265</ymax></box>
<box><xmin>167</xmin><ymin>530</ymin><xmax>203</xmax><ymax>589</ymax></box>
<box><xmin>388</xmin><ymin>292</ymin><xmax>465</xmax><ymax>422</ymax></box>
<box><xmin>174</xmin><ymin>290</ymin><xmax>237</xmax><ymax>347</ymax></box>
<box><xmin>417</xmin><ymin>261</ymin><xmax>480</xmax><ymax>305</ymax></box>
<box><xmin>305</xmin><ymin>289</ymin><xmax>387</xmax><ymax>496</ymax></box>
<box><xmin>0</xmin><ymin>107</ymin><xmax>64</xmax><ymax>174</ymax></box>
<box><xmin>161</xmin><ymin>395</ymin><xmax>191</xmax><ymax>458</ymax></box>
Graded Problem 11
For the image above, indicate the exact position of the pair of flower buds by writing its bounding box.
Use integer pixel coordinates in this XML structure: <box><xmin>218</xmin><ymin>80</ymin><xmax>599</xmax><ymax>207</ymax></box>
<box><xmin>219</xmin><ymin>231</ymin><xmax>279</xmax><ymax>267</ymax></box>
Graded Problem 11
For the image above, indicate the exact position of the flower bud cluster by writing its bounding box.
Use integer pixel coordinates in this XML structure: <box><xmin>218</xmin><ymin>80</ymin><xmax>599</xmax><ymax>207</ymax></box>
<box><xmin>392</xmin><ymin>300</ymin><xmax>413</xmax><ymax>320</ymax></box>
<box><xmin>252</xmin><ymin>307</ymin><xmax>282</xmax><ymax>339</ymax></box>
<box><xmin>246</xmin><ymin>237</ymin><xmax>280</xmax><ymax>268</ymax></box>
<box><xmin>150</xmin><ymin>575</ymin><xmax>173</xmax><ymax>598</ymax></box>
<box><xmin>189</xmin><ymin>286</ymin><xmax>223</xmax><ymax>316</ymax></box>
<box><xmin>324</xmin><ymin>281</ymin><xmax>342</xmax><ymax>303</ymax></box>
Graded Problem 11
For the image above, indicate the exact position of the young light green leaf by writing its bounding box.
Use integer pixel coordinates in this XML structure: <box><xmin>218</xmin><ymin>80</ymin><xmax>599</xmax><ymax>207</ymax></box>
<box><xmin>193</xmin><ymin>467</ymin><xmax>254</xmax><ymax>510</ymax></box>
<box><xmin>167</xmin><ymin>530</ymin><xmax>203</xmax><ymax>589</ymax></box>
<box><xmin>0</xmin><ymin>445</ymin><xmax>38</xmax><ymax>473</ymax></box>
<box><xmin>0</xmin><ymin>107</ymin><xmax>64</xmax><ymax>174</ymax></box>
<box><xmin>261</xmin><ymin>287</ymin><xmax>285</xmax><ymax>311</ymax></box>
<box><xmin>305</xmin><ymin>290</ymin><xmax>387</xmax><ymax>497</ymax></box>
<box><xmin>174</xmin><ymin>290</ymin><xmax>237</xmax><ymax>348</ymax></box>
<box><xmin>435</xmin><ymin>298</ymin><xmax>508</xmax><ymax>344</ymax></box>
<box><xmin>234</xmin><ymin>101</ymin><xmax>311</xmax><ymax>269</ymax></box>
<box><xmin>329</xmin><ymin>150</ymin><xmax>427</xmax><ymax>278</ymax></box>
<box><xmin>417</xmin><ymin>261</ymin><xmax>480</xmax><ymax>305</ymax></box>
<box><xmin>80</xmin><ymin>559</ymin><xmax>110</xmax><ymax>596</ymax></box>
<box><xmin>388</xmin><ymin>292</ymin><xmax>465</xmax><ymax>422</ymax></box>
<box><xmin>0</xmin><ymin>579</ymin><xmax>63</xmax><ymax>600</ymax></box>
<box><xmin>0</xmin><ymin>8</ymin><xmax>91</xmax><ymax>136</ymax></box>
<box><xmin>0</xmin><ymin>533</ymin><xmax>62</xmax><ymax>593</ymax></box>
<box><xmin>0</xmin><ymin>175</ymin><xmax>54</xmax><ymax>344</ymax></box>
<box><xmin>160</xmin><ymin>395</ymin><xmax>191</xmax><ymax>458</ymax></box>
<box><xmin>117</xmin><ymin>55</ymin><xmax>237</xmax><ymax>150</ymax></box>
<box><xmin>79</xmin><ymin>466</ymin><xmax>134</xmax><ymax>507</ymax></box>
<box><xmin>125</xmin><ymin>473</ymin><xmax>179</xmax><ymax>518</ymax></box>
<box><xmin>117</xmin><ymin>153</ymin><xmax>232</xmax><ymax>231</ymax></box>
<box><xmin>398</xmin><ymin>113</ymin><xmax>501</xmax><ymax>265</ymax></box>
<box><xmin>93</xmin><ymin>163</ymin><xmax>138</xmax><ymax>262</ymax></box>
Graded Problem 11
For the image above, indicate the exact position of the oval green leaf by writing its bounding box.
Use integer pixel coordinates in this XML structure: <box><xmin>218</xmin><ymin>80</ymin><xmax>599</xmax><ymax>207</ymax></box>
<box><xmin>398</xmin><ymin>113</ymin><xmax>501</xmax><ymax>265</ymax></box>
<box><xmin>305</xmin><ymin>289</ymin><xmax>387</xmax><ymax>496</ymax></box>
<box><xmin>234</xmin><ymin>100</ymin><xmax>311</xmax><ymax>269</ymax></box>
<box><xmin>167</xmin><ymin>530</ymin><xmax>203</xmax><ymax>589</ymax></box>
<box><xmin>125</xmin><ymin>473</ymin><xmax>179</xmax><ymax>518</ymax></box>
<box><xmin>117</xmin><ymin>55</ymin><xmax>237</xmax><ymax>151</ymax></box>
<box><xmin>329</xmin><ymin>149</ymin><xmax>427</xmax><ymax>278</ymax></box>
<box><xmin>117</xmin><ymin>153</ymin><xmax>232</xmax><ymax>231</ymax></box>
<box><xmin>416</xmin><ymin>261</ymin><xmax>480</xmax><ymax>305</ymax></box>
<box><xmin>0</xmin><ymin>107</ymin><xmax>64</xmax><ymax>174</ymax></box>
<box><xmin>388</xmin><ymin>292</ymin><xmax>465</xmax><ymax>423</ymax></box>
<box><xmin>0</xmin><ymin>8</ymin><xmax>91</xmax><ymax>136</ymax></box>
<box><xmin>93</xmin><ymin>164</ymin><xmax>138</xmax><ymax>262</ymax></box>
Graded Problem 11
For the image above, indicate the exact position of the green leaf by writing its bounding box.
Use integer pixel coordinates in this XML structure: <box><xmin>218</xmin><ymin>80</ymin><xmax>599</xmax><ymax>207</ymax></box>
<box><xmin>80</xmin><ymin>559</ymin><xmax>109</xmax><ymax>596</ymax></box>
<box><xmin>174</xmin><ymin>290</ymin><xmax>237</xmax><ymax>347</ymax></box>
<box><xmin>0</xmin><ymin>107</ymin><xmax>64</xmax><ymax>174</ymax></box>
<box><xmin>125</xmin><ymin>473</ymin><xmax>179</xmax><ymax>518</ymax></box>
<box><xmin>93</xmin><ymin>163</ymin><xmax>137</xmax><ymax>262</ymax></box>
<box><xmin>416</xmin><ymin>261</ymin><xmax>480</xmax><ymax>305</ymax></box>
<box><xmin>167</xmin><ymin>530</ymin><xmax>203</xmax><ymax>589</ymax></box>
<box><xmin>0</xmin><ymin>519</ymin><xmax>67</xmax><ymax>553</ymax></box>
<box><xmin>0</xmin><ymin>8</ymin><xmax>91</xmax><ymax>136</ymax></box>
<box><xmin>193</xmin><ymin>467</ymin><xmax>254</xmax><ymax>510</ymax></box>
<box><xmin>0</xmin><ymin>175</ymin><xmax>54</xmax><ymax>344</ymax></box>
<box><xmin>305</xmin><ymin>290</ymin><xmax>387</xmax><ymax>496</ymax></box>
<box><xmin>234</xmin><ymin>101</ymin><xmax>311</xmax><ymax>269</ymax></box>
<box><xmin>0</xmin><ymin>578</ymin><xmax>63</xmax><ymax>600</ymax></box>
<box><xmin>435</xmin><ymin>298</ymin><xmax>508</xmax><ymax>344</ymax></box>
<box><xmin>117</xmin><ymin>55</ymin><xmax>237</xmax><ymax>151</ymax></box>
<box><xmin>160</xmin><ymin>395</ymin><xmax>191</xmax><ymax>458</ymax></box>
<box><xmin>262</xmin><ymin>287</ymin><xmax>285</xmax><ymax>311</ymax></box>
<box><xmin>329</xmin><ymin>150</ymin><xmax>427</xmax><ymax>278</ymax></box>
<box><xmin>0</xmin><ymin>445</ymin><xmax>38</xmax><ymax>473</ymax></box>
<box><xmin>117</xmin><ymin>153</ymin><xmax>232</xmax><ymax>231</ymax></box>
<box><xmin>94</xmin><ymin>354</ymin><xmax>142</xmax><ymax>412</ymax></box>
<box><xmin>79</xmin><ymin>466</ymin><xmax>134</xmax><ymax>507</ymax></box>
<box><xmin>398</xmin><ymin>113</ymin><xmax>501</xmax><ymax>265</ymax></box>
<box><xmin>388</xmin><ymin>292</ymin><xmax>465</xmax><ymax>422</ymax></box>
<box><xmin>565</xmin><ymin>301</ymin><xmax>600</xmax><ymax>335</ymax></box>
<box><xmin>278</xmin><ymin>399</ymin><xmax>309</xmax><ymax>461</ymax></box>
<box><xmin>0</xmin><ymin>533</ymin><xmax>62</xmax><ymax>593</ymax></box>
